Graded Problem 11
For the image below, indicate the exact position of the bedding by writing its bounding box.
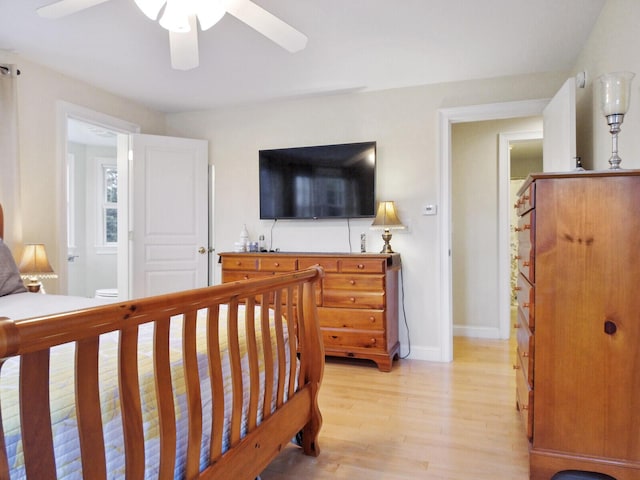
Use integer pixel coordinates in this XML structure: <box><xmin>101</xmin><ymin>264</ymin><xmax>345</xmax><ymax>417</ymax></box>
<box><xmin>0</xmin><ymin>240</ymin><xmax>26</xmax><ymax>296</ymax></box>
<box><xmin>0</xmin><ymin>293</ymin><xmax>295</xmax><ymax>479</ymax></box>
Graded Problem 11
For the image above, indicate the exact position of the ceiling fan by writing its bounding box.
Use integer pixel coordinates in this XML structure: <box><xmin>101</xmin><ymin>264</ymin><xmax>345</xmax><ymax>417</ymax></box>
<box><xmin>36</xmin><ymin>0</ymin><xmax>308</xmax><ymax>70</ymax></box>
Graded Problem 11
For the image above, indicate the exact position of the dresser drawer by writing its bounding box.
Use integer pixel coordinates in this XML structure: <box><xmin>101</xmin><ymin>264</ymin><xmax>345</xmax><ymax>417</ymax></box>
<box><xmin>516</xmin><ymin>311</ymin><xmax>534</xmax><ymax>388</ymax></box>
<box><xmin>318</xmin><ymin>307</ymin><xmax>384</xmax><ymax>330</ymax></box>
<box><xmin>516</xmin><ymin>274</ymin><xmax>535</xmax><ymax>330</ymax></box>
<box><xmin>323</xmin><ymin>273</ymin><xmax>385</xmax><ymax>291</ymax></box>
<box><xmin>517</xmin><ymin>211</ymin><xmax>535</xmax><ymax>283</ymax></box>
<box><xmin>340</xmin><ymin>258</ymin><xmax>386</xmax><ymax>274</ymax></box>
<box><xmin>298</xmin><ymin>257</ymin><xmax>339</xmax><ymax>272</ymax></box>
<box><xmin>516</xmin><ymin>182</ymin><xmax>535</xmax><ymax>216</ymax></box>
<box><xmin>322</xmin><ymin>328</ymin><xmax>386</xmax><ymax>352</ymax></box>
<box><xmin>221</xmin><ymin>256</ymin><xmax>258</xmax><ymax>271</ymax></box>
<box><xmin>257</xmin><ymin>256</ymin><xmax>297</xmax><ymax>272</ymax></box>
<box><xmin>323</xmin><ymin>290</ymin><xmax>385</xmax><ymax>309</ymax></box>
<box><xmin>515</xmin><ymin>359</ymin><xmax>534</xmax><ymax>440</ymax></box>
<box><xmin>222</xmin><ymin>271</ymin><xmax>272</xmax><ymax>283</ymax></box>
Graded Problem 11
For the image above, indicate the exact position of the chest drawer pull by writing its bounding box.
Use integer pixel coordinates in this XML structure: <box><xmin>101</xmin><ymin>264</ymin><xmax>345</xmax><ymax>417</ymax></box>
<box><xmin>350</xmin><ymin>297</ymin><xmax>356</xmax><ymax>303</ymax></box>
<box><xmin>522</xmin><ymin>302</ymin><xmax>530</xmax><ymax>308</ymax></box>
<box><xmin>523</xmin><ymin>261</ymin><xmax>530</xmax><ymax>267</ymax></box>
<box><xmin>513</xmin><ymin>364</ymin><xmax>521</xmax><ymax>370</ymax></box>
<box><xmin>357</xmin><ymin>264</ymin><xmax>365</xmax><ymax>269</ymax></box>
<box><xmin>274</xmin><ymin>262</ymin><xmax>280</xmax><ymax>267</ymax></box>
<box><xmin>349</xmin><ymin>279</ymin><xmax>356</xmax><ymax>285</ymax></box>
<box><xmin>604</xmin><ymin>320</ymin><xmax>617</xmax><ymax>335</ymax></box>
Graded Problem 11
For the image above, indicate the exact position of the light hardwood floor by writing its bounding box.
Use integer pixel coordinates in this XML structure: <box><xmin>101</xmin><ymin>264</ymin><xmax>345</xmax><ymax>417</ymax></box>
<box><xmin>261</xmin><ymin>336</ymin><xmax>530</xmax><ymax>479</ymax></box>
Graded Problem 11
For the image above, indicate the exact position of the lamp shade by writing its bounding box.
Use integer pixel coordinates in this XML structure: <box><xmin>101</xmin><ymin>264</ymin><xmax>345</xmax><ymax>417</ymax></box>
<box><xmin>18</xmin><ymin>244</ymin><xmax>57</xmax><ymax>279</ymax></box>
<box><xmin>599</xmin><ymin>71</ymin><xmax>635</xmax><ymax>116</ymax></box>
<box><xmin>371</xmin><ymin>201</ymin><xmax>405</xmax><ymax>229</ymax></box>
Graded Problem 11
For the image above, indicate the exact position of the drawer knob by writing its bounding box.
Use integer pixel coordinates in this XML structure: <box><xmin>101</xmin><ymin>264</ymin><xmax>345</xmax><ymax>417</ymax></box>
<box><xmin>235</xmin><ymin>261</ymin><xmax>241</xmax><ymax>266</ymax></box>
<box><xmin>513</xmin><ymin>323</ymin><xmax>520</xmax><ymax>329</ymax></box>
<box><xmin>514</xmin><ymin>227</ymin><xmax>522</xmax><ymax>232</ymax></box>
<box><xmin>523</xmin><ymin>302</ymin><xmax>530</xmax><ymax>308</ymax></box>
<box><xmin>513</xmin><ymin>364</ymin><xmax>520</xmax><ymax>370</ymax></box>
<box><xmin>521</xmin><ymin>404</ymin><xmax>529</xmax><ymax>411</ymax></box>
<box><xmin>604</xmin><ymin>320</ymin><xmax>617</xmax><ymax>335</ymax></box>
<box><xmin>523</xmin><ymin>261</ymin><xmax>530</xmax><ymax>267</ymax></box>
<box><xmin>274</xmin><ymin>262</ymin><xmax>280</xmax><ymax>267</ymax></box>
<box><xmin>369</xmin><ymin>316</ymin><xmax>375</xmax><ymax>323</ymax></box>
<box><xmin>370</xmin><ymin>338</ymin><xmax>376</xmax><ymax>344</ymax></box>
<box><xmin>514</xmin><ymin>286</ymin><xmax>522</xmax><ymax>291</ymax></box>
<box><xmin>357</xmin><ymin>264</ymin><xmax>365</xmax><ymax>269</ymax></box>
<box><xmin>349</xmin><ymin>297</ymin><xmax>356</xmax><ymax>303</ymax></box>
<box><xmin>349</xmin><ymin>279</ymin><xmax>356</xmax><ymax>285</ymax></box>
<box><xmin>522</xmin><ymin>351</ymin><xmax>529</xmax><ymax>358</ymax></box>
<box><xmin>523</xmin><ymin>224</ymin><xmax>531</xmax><ymax>230</ymax></box>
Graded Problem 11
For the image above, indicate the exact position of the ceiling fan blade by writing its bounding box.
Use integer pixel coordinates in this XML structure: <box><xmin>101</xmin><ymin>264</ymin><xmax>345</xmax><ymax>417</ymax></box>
<box><xmin>225</xmin><ymin>0</ymin><xmax>307</xmax><ymax>53</ymax></box>
<box><xmin>169</xmin><ymin>15</ymin><xmax>199</xmax><ymax>70</ymax></box>
<box><xmin>36</xmin><ymin>0</ymin><xmax>111</xmax><ymax>19</ymax></box>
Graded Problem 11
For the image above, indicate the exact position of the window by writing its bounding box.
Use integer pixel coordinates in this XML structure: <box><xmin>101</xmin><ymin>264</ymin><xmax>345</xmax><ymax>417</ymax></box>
<box><xmin>102</xmin><ymin>165</ymin><xmax>118</xmax><ymax>245</ymax></box>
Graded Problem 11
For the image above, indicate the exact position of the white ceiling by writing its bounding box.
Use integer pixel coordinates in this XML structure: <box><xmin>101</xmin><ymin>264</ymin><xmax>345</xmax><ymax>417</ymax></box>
<box><xmin>1</xmin><ymin>0</ymin><xmax>605</xmax><ymax>113</ymax></box>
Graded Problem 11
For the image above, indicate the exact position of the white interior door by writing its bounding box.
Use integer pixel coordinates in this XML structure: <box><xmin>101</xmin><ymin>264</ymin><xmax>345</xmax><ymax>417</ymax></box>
<box><xmin>543</xmin><ymin>78</ymin><xmax>577</xmax><ymax>172</ymax></box>
<box><xmin>129</xmin><ymin>134</ymin><xmax>209</xmax><ymax>298</ymax></box>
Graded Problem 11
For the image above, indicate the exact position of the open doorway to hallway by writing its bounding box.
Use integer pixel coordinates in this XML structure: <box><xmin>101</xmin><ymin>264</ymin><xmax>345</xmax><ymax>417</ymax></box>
<box><xmin>451</xmin><ymin>118</ymin><xmax>542</xmax><ymax>343</ymax></box>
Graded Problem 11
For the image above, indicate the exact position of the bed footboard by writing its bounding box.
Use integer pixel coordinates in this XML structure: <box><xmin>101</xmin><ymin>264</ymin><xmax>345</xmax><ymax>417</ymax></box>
<box><xmin>0</xmin><ymin>266</ymin><xmax>324</xmax><ymax>480</ymax></box>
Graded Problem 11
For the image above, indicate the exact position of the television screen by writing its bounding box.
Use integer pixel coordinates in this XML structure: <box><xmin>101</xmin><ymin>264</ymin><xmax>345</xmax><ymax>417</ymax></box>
<box><xmin>259</xmin><ymin>142</ymin><xmax>376</xmax><ymax>219</ymax></box>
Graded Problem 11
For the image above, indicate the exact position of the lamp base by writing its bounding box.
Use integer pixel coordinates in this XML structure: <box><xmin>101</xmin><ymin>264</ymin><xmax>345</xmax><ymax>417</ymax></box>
<box><xmin>606</xmin><ymin>113</ymin><xmax>625</xmax><ymax>170</ymax></box>
<box><xmin>26</xmin><ymin>283</ymin><xmax>41</xmax><ymax>293</ymax></box>
<box><xmin>380</xmin><ymin>230</ymin><xmax>395</xmax><ymax>254</ymax></box>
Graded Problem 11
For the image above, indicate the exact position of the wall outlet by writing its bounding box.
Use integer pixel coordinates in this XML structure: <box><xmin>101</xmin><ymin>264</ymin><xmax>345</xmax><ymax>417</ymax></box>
<box><xmin>422</xmin><ymin>204</ymin><xmax>437</xmax><ymax>216</ymax></box>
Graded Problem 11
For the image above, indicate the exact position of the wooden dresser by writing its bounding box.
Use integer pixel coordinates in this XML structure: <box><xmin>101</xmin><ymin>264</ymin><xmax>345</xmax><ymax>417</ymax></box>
<box><xmin>514</xmin><ymin>171</ymin><xmax>640</xmax><ymax>479</ymax></box>
<box><xmin>219</xmin><ymin>252</ymin><xmax>401</xmax><ymax>371</ymax></box>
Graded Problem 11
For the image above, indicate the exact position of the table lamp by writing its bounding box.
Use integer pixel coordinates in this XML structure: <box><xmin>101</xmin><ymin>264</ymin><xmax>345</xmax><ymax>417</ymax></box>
<box><xmin>371</xmin><ymin>201</ymin><xmax>405</xmax><ymax>253</ymax></box>
<box><xmin>599</xmin><ymin>71</ymin><xmax>635</xmax><ymax>169</ymax></box>
<box><xmin>19</xmin><ymin>243</ymin><xmax>57</xmax><ymax>293</ymax></box>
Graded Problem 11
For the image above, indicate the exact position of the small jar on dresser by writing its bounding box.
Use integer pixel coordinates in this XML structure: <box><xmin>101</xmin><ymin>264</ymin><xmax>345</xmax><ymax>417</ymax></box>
<box><xmin>219</xmin><ymin>252</ymin><xmax>401</xmax><ymax>372</ymax></box>
<box><xmin>514</xmin><ymin>170</ymin><xmax>640</xmax><ymax>480</ymax></box>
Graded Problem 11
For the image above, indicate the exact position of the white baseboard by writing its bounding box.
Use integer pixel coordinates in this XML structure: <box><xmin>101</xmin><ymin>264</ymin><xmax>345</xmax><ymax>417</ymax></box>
<box><xmin>452</xmin><ymin>325</ymin><xmax>501</xmax><ymax>339</ymax></box>
<box><xmin>401</xmin><ymin>344</ymin><xmax>447</xmax><ymax>363</ymax></box>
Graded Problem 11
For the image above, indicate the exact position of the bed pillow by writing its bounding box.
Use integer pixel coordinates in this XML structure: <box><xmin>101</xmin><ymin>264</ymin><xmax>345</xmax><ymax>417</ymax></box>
<box><xmin>0</xmin><ymin>240</ymin><xmax>27</xmax><ymax>296</ymax></box>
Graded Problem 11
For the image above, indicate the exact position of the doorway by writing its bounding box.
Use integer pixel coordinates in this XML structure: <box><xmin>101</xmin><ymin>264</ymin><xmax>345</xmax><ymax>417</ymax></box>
<box><xmin>56</xmin><ymin>102</ymin><xmax>140</xmax><ymax>296</ymax></box>
<box><xmin>438</xmin><ymin>99</ymin><xmax>548</xmax><ymax>362</ymax></box>
<box><xmin>66</xmin><ymin>118</ymin><xmax>119</xmax><ymax>298</ymax></box>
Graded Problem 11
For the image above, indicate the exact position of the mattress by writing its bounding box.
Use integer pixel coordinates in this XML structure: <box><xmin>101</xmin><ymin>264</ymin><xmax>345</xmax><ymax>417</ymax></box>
<box><xmin>0</xmin><ymin>293</ymin><xmax>295</xmax><ymax>479</ymax></box>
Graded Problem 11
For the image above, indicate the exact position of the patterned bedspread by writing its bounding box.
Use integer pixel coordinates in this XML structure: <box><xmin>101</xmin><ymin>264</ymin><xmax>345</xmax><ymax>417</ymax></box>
<box><xmin>0</xmin><ymin>299</ymin><xmax>294</xmax><ymax>479</ymax></box>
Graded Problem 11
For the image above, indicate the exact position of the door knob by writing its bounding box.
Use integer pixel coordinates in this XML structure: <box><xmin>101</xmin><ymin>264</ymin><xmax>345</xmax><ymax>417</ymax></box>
<box><xmin>198</xmin><ymin>247</ymin><xmax>206</xmax><ymax>254</ymax></box>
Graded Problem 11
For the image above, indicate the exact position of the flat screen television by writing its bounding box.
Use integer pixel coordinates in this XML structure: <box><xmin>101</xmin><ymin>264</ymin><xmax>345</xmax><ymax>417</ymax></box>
<box><xmin>259</xmin><ymin>141</ymin><xmax>376</xmax><ymax>219</ymax></box>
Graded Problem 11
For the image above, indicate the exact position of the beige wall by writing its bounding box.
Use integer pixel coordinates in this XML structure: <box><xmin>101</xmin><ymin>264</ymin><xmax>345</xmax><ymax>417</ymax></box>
<box><xmin>573</xmin><ymin>0</ymin><xmax>640</xmax><ymax>170</ymax></box>
<box><xmin>2</xmin><ymin>53</ymin><xmax>166</xmax><ymax>292</ymax></box>
<box><xmin>451</xmin><ymin>117</ymin><xmax>542</xmax><ymax>336</ymax></box>
<box><xmin>166</xmin><ymin>71</ymin><xmax>566</xmax><ymax>359</ymax></box>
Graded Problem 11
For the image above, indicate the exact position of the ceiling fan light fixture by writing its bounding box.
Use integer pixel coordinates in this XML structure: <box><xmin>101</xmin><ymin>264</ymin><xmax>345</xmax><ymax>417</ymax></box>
<box><xmin>196</xmin><ymin>0</ymin><xmax>227</xmax><ymax>31</ymax></box>
<box><xmin>159</xmin><ymin>0</ymin><xmax>191</xmax><ymax>32</ymax></box>
<box><xmin>134</xmin><ymin>0</ymin><xmax>166</xmax><ymax>20</ymax></box>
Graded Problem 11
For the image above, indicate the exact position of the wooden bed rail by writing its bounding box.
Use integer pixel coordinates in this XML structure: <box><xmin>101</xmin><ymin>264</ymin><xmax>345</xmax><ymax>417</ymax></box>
<box><xmin>0</xmin><ymin>266</ymin><xmax>325</xmax><ymax>480</ymax></box>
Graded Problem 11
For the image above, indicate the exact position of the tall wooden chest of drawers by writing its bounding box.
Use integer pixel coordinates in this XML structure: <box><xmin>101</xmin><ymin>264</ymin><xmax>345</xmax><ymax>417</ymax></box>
<box><xmin>514</xmin><ymin>171</ymin><xmax>640</xmax><ymax>479</ymax></box>
<box><xmin>219</xmin><ymin>252</ymin><xmax>401</xmax><ymax>371</ymax></box>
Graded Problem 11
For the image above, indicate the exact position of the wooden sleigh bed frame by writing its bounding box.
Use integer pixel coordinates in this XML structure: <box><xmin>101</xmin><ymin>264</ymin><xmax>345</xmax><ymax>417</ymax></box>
<box><xmin>0</xmin><ymin>204</ymin><xmax>324</xmax><ymax>479</ymax></box>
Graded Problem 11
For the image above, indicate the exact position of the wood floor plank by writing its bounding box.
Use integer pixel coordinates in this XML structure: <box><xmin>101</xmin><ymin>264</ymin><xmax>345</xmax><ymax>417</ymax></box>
<box><xmin>261</xmin><ymin>336</ymin><xmax>530</xmax><ymax>479</ymax></box>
